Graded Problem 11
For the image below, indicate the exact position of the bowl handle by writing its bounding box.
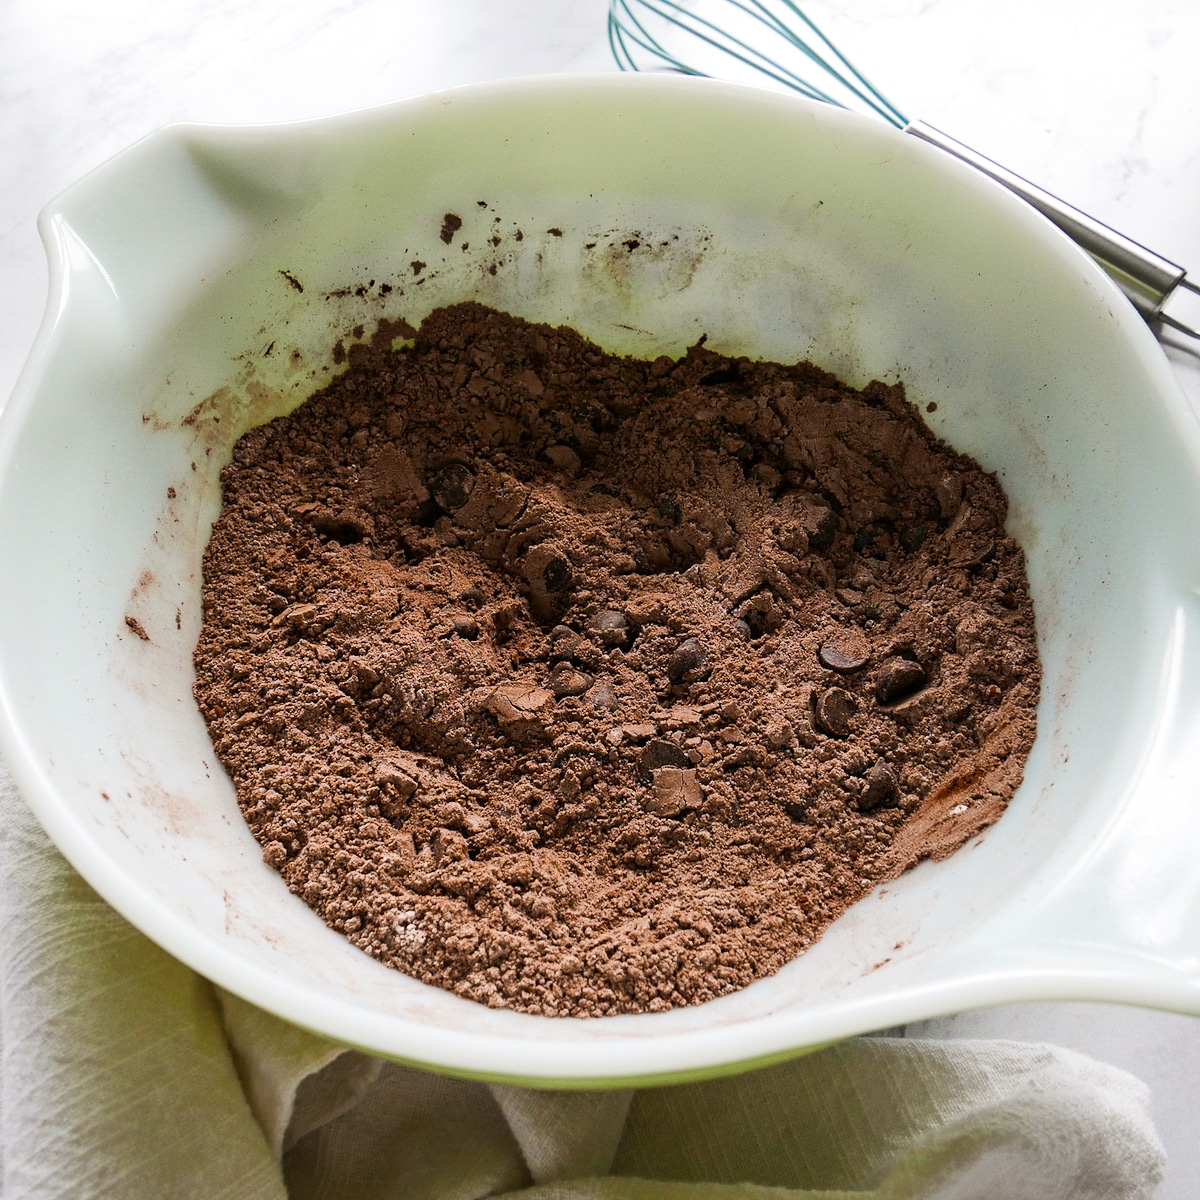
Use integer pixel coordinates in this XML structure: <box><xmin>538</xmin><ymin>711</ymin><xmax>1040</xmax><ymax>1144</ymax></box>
<box><xmin>39</xmin><ymin>123</ymin><xmax>325</xmax><ymax>331</ymax></box>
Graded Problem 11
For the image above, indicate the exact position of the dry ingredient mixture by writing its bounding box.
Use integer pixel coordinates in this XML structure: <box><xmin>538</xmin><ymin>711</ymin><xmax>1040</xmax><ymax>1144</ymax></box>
<box><xmin>193</xmin><ymin>302</ymin><xmax>1040</xmax><ymax>1017</ymax></box>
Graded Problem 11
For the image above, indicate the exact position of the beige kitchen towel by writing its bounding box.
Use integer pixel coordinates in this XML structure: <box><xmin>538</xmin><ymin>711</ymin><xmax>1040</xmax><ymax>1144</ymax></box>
<box><xmin>0</xmin><ymin>764</ymin><xmax>1166</xmax><ymax>1199</ymax></box>
<box><xmin>277</xmin><ymin>1038</ymin><xmax>1165</xmax><ymax>1200</ymax></box>
<box><xmin>0</xmin><ymin>765</ymin><xmax>285</xmax><ymax>1199</ymax></box>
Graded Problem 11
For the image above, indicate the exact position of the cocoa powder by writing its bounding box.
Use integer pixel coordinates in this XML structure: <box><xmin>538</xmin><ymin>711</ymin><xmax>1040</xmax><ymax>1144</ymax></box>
<box><xmin>193</xmin><ymin>302</ymin><xmax>1040</xmax><ymax>1017</ymax></box>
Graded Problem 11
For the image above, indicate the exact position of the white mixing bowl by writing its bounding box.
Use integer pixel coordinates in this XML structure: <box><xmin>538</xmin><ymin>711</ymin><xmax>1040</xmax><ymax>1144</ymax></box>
<box><xmin>3</xmin><ymin>75</ymin><xmax>1200</xmax><ymax>1086</ymax></box>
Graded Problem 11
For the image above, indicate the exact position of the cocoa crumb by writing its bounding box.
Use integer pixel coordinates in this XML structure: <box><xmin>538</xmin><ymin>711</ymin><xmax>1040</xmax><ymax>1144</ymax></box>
<box><xmin>193</xmin><ymin>302</ymin><xmax>1040</xmax><ymax>1017</ymax></box>
<box><xmin>125</xmin><ymin>615</ymin><xmax>150</xmax><ymax>641</ymax></box>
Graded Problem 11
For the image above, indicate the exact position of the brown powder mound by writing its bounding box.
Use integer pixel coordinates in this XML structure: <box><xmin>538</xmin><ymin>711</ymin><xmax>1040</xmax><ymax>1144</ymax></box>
<box><xmin>193</xmin><ymin>302</ymin><xmax>1040</xmax><ymax>1017</ymax></box>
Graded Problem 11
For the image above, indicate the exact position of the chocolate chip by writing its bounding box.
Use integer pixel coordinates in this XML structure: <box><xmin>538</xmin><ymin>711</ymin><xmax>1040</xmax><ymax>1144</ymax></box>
<box><xmin>667</xmin><ymin>637</ymin><xmax>709</xmax><ymax>684</ymax></box>
<box><xmin>900</xmin><ymin>523</ymin><xmax>930</xmax><ymax>552</ymax></box>
<box><xmin>859</xmin><ymin>760</ymin><xmax>897</xmax><ymax>810</ymax></box>
<box><xmin>590</xmin><ymin>679</ymin><xmax>619</xmax><ymax>710</ymax></box>
<box><xmin>818</xmin><ymin>629</ymin><xmax>870</xmax><ymax>673</ymax></box>
<box><xmin>451</xmin><ymin>616</ymin><xmax>479</xmax><ymax>640</ymax></box>
<box><xmin>734</xmin><ymin>618</ymin><xmax>753</xmax><ymax>641</ymax></box>
<box><xmin>587</xmin><ymin>608</ymin><xmax>629</xmax><ymax>647</ymax></box>
<box><xmin>875</xmin><ymin>657</ymin><xmax>927</xmax><ymax>704</ymax></box>
<box><xmin>638</xmin><ymin>738</ymin><xmax>691</xmax><ymax>779</ymax></box>
<box><xmin>544</xmin><ymin>557</ymin><xmax>572</xmax><ymax>592</ymax></box>
<box><xmin>524</xmin><ymin>548</ymin><xmax>572</xmax><ymax>594</ymax></box>
<box><xmin>813</xmin><ymin>687</ymin><xmax>856</xmax><ymax>737</ymax></box>
<box><xmin>551</xmin><ymin>664</ymin><xmax>593</xmax><ymax>699</ymax></box>
<box><xmin>428</xmin><ymin>463</ymin><xmax>476</xmax><ymax>512</ymax></box>
<box><xmin>460</xmin><ymin>586</ymin><xmax>485</xmax><ymax>608</ymax></box>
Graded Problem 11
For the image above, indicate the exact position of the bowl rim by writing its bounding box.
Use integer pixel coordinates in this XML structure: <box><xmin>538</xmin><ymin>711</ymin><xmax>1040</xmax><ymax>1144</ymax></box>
<box><xmin>4</xmin><ymin>70</ymin><xmax>1200</xmax><ymax>1086</ymax></box>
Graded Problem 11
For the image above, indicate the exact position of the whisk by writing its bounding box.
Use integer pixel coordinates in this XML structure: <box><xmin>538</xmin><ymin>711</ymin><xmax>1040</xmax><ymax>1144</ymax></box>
<box><xmin>608</xmin><ymin>0</ymin><xmax>1200</xmax><ymax>341</ymax></box>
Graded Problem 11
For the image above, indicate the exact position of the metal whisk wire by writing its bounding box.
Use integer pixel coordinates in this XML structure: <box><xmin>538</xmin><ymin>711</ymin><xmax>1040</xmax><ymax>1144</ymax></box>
<box><xmin>607</xmin><ymin>0</ymin><xmax>907</xmax><ymax>128</ymax></box>
<box><xmin>606</xmin><ymin>0</ymin><xmax>1200</xmax><ymax>340</ymax></box>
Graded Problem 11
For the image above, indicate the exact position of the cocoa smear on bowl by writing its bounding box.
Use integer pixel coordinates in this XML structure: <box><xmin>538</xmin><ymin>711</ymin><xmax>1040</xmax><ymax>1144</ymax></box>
<box><xmin>193</xmin><ymin>302</ymin><xmax>1040</xmax><ymax>1017</ymax></box>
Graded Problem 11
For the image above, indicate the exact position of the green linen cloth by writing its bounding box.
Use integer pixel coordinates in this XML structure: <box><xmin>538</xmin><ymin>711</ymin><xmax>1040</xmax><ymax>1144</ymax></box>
<box><xmin>0</xmin><ymin>767</ymin><xmax>1165</xmax><ymax>1199</ymax></box>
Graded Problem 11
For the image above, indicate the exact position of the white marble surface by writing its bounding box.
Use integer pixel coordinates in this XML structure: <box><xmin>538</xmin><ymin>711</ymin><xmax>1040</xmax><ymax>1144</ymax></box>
<box><xmin>2</xmin><ymin>1</ymin><xmax>1199</xmax><ymax>1196</ymax></box>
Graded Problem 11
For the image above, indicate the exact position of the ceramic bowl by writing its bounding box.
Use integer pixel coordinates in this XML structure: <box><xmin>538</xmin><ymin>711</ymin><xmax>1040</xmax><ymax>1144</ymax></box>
<box><xmin>3</xmin><ymin>75</ymin><xmax>1200</xmax><ymax>1087</ymax></box>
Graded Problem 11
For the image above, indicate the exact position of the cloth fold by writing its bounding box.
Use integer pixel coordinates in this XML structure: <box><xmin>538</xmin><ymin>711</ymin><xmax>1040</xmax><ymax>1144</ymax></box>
<box><xmin>0</xmin><ymin>765</ymin><xmax>1167</xmax><ymax>1199</ymax></box>
<box><xmin>489</xmin><ymin>1086</ymin><xmax>634</xmax><ymax>1184</ymax></box>
<box><xmin>218</xmin><ymin>991</ymin><xmax>380</xmax><ymax>1158</ymax></box>
<box><xmin>611</xmin><ymin>1039</ymin><xmax>1165</xmax><ymax>1198</ymax></box>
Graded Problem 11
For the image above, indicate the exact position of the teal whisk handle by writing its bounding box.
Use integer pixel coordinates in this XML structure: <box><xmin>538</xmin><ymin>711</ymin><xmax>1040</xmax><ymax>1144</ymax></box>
<box><xmin>905</xmin><ymin>121</ymin><xmax>1199</xmax><ymax>338</ymax></box>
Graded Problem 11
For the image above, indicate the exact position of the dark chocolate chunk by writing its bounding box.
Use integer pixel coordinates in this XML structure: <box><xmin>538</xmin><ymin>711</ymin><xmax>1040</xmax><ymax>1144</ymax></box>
<box><xmin>638</xmin><ymin>738</ymin><xmax>691</xmax><ymax>779</ymax></box>
<box><xmin>875</xmin><ymin>657</ymin><xmax>928</xmax><ymax>704</ymax></box>
<box><xmin>428</xmin><ymin>463</ymin><xmax>476</xmax><ymax>512</ymax></box>
<box><xmin>818</xmin><ymin>629</ymin><xmax>871</xmax><ymax>673</ymax></box>
<box><xmin>667</xmin><ymin>638</ymin><xmax>709</xmax><ymax>684</ymax></box>
<box><xmin>551</xmin><ymin>664</ymin><xmax>593</xmax><ymax>698</ymax></box>
<box><xmin>547</xmin><ymin>559</ymin><xmax>571</xmax><ymax>591</ymax></box>
<box><xmin>587</xmin><ymin>608</ymin><xmax>629</xmax><ymax>647</ymax></box>
<box><xmin>859</xmin><ymin>760</ymin><xmax>897</xmax><ymax>810</ymax></box>
<box><xmin>525</xmin><ymin>550</ymin><xmax>572</xmax><ymax>594</ymax></box>
<box><xmin>813</xmin><ymin>687</ymin><xmax>856</xmax><ymax>737</ymax></box>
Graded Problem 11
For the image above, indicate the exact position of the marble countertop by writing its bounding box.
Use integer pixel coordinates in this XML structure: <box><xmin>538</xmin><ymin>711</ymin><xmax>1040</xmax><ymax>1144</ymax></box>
<box><xmin>2</xmin><ymin>1</ymin><xmax>1198</xmax><ymax>1196</ymax></box>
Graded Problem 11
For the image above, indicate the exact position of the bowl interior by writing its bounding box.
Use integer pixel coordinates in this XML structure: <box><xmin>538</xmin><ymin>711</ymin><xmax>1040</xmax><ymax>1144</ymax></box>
<box><xmin>2</xmin><ymin>76</ymin><xmax>1199</xmax><ymax>1083</ymax></box>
